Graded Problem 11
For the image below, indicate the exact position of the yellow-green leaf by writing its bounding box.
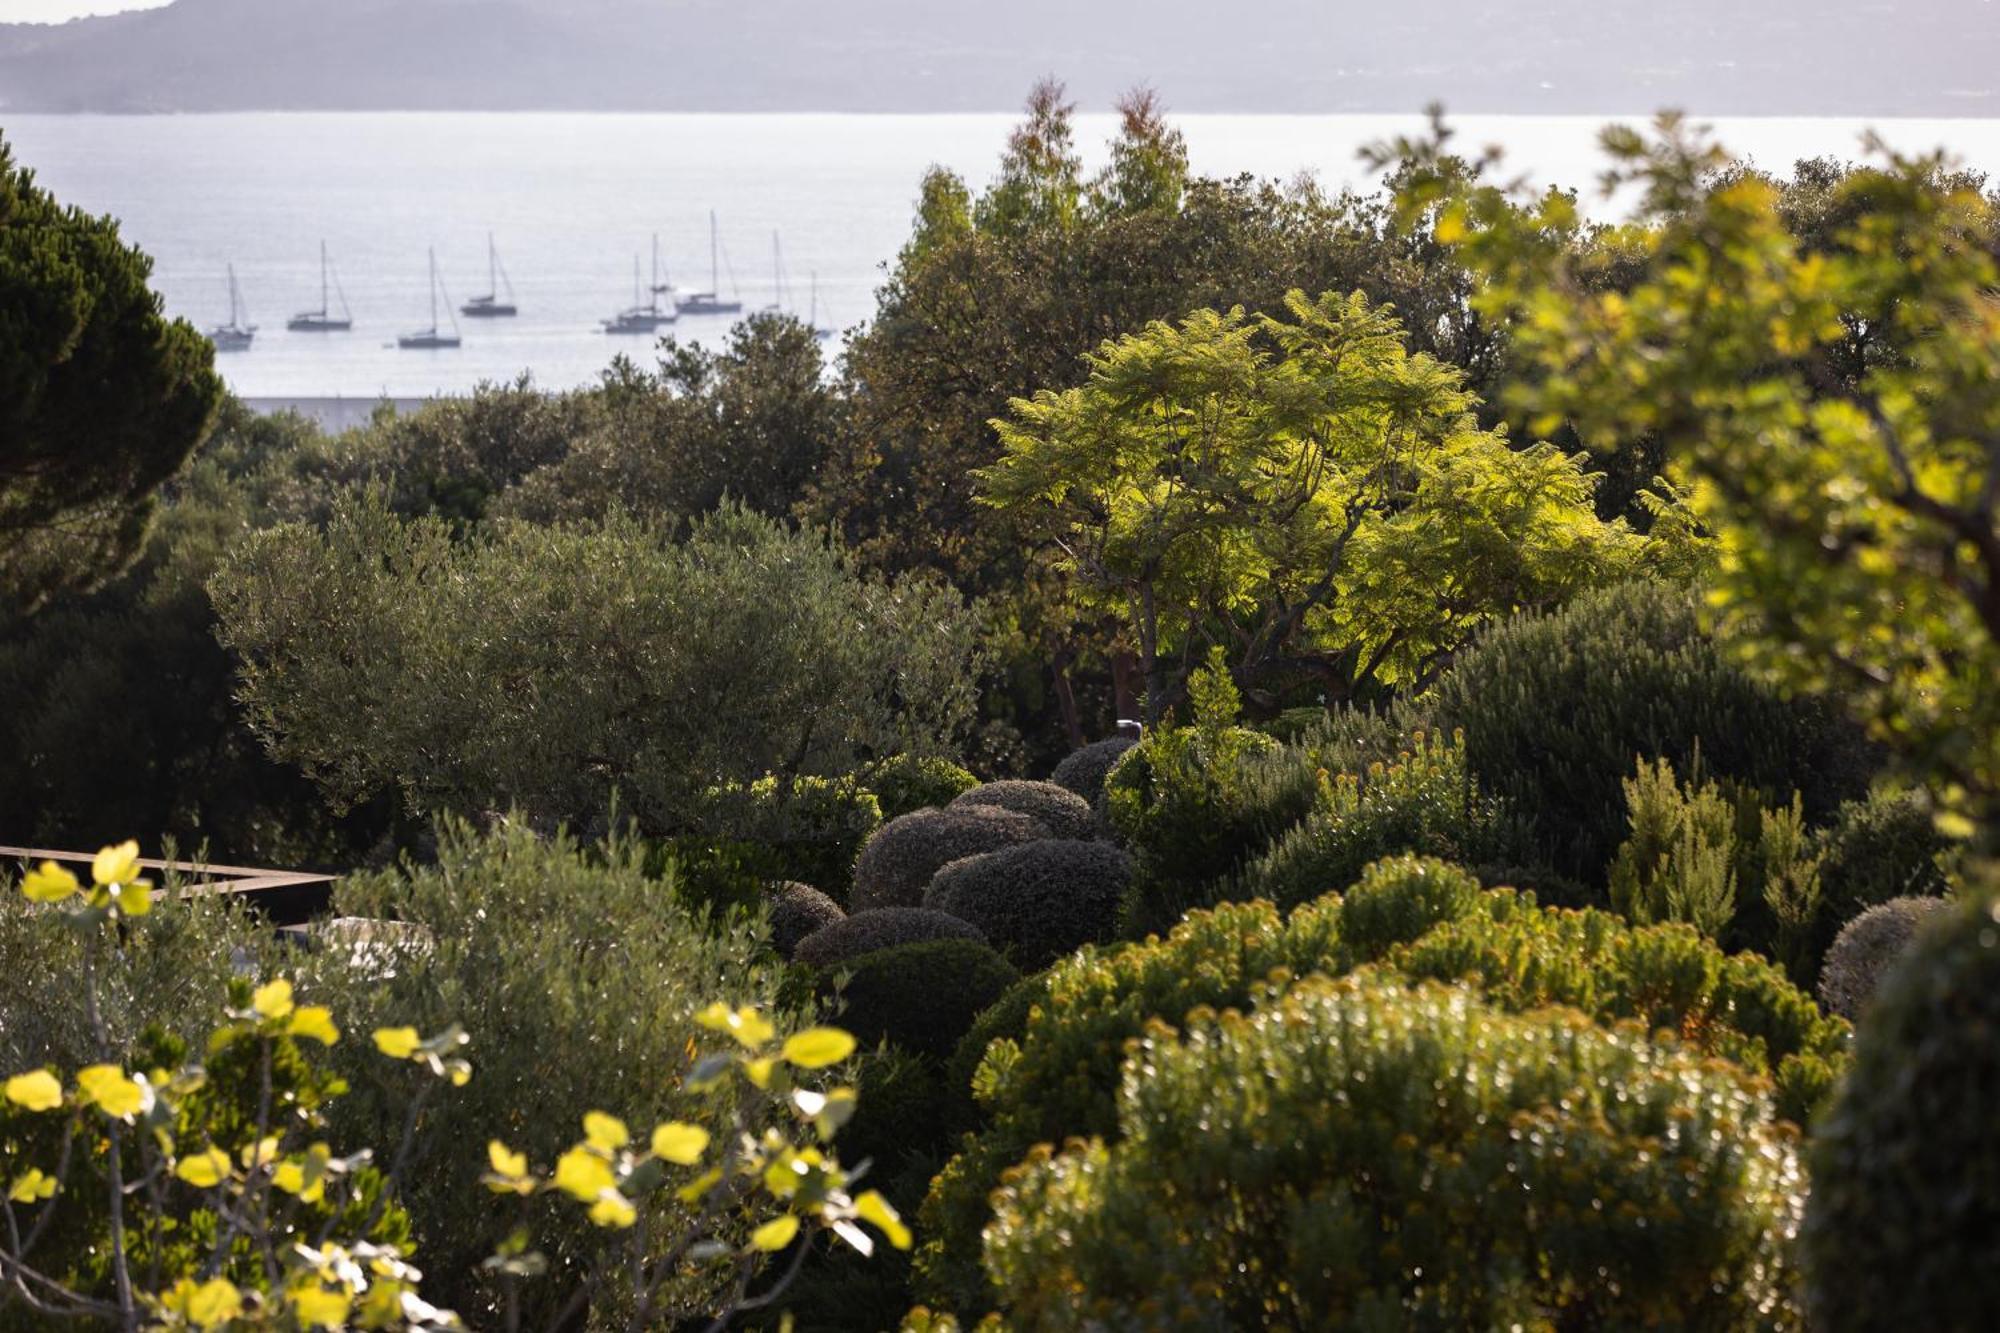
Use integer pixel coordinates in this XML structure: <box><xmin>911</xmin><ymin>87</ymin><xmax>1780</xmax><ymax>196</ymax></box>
<box><xmin>372</xmin><ymin>1027</ymin><xmax>420</xmax><ymax>1059</ymax></box>
<box><xmin>8</xmin><ymin>1169</ymin><xmax>56</xmax><ymax>1204</ymax></box>
<box><xmin>20</xmin><ymin>862</ymin><xmax>79</xmax><ymax>903</ymax></box>
<box><xmin>749</xmin><ymin>1215</ymin><xmax>800</xmax><ymax>1252</ymax></box>
<box><xmin>175</xmin><ymin>1147</ymin><xmax>231</xmax><ymax>1189</ymax></box>
<box><xmin>552</xmin><ymin>1147</ymin><xmax>613</xmax><ymax>1201</ymax></box>
<box><xmin>163</xmin><ymin>1276</ymin><xmax>243</xmax><ymax>1329</ymax></box>
<box><xmin>4</xmin><ymin>1069</ymin><xmax>62</xmax><ymax>1112</ymax></box>
<box><xmin>649</xmin><ymin>1121</ymin><xmax>709</xmax><ymax>1166</ymax></box>
<box><xmin>853</xmin><ymin>1189</ymin><xmax>912</xmax><ymax>1250</ymax></box>
<box><xmin>582</xmin><ymin>1111</ymin><xmax>628</xmax><ymax>1152</ymax></box>
<box><xmin>288</xmin><ymin>1285</ymin><xmax>352</xmax><ymax>1329</ymax></box>
<box><xmin>91</xmin><ymin>840</ymin><xmax>141</xmax><ymax>888</ymax></box>
<box><xmin>488</xmin><ymin>1140</ymin><xmax>527</xmax><ymax>1179</ymax></box>
<box><xmin>251</xmin><ymin>978</ymin><xmax>294</xmax><ymax>1020</ymax></box>
<box><xmin>287</xmin><ymin>1006</ymin><xmax>339</xmax><ymax>1045</ymax></box>
<box><xmin>587</xmin><ymin>1192</ymin><xmax>637</xmax><ymax>1228</ymax></box>
<box><xmin>76</xmin><ymin>1065</ymin><xmax>145</xmax><ymax>1118</ymax></box>
<box><xmin>781</xmin><ymin>1028</ymin><xmax>856</xmax><ymax>1069</ymax></box>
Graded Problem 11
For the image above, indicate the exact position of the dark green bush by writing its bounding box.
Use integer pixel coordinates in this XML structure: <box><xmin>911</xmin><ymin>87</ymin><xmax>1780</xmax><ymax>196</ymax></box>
<box><xmin>923</xmin><ymin>839</ymin><xmax>1131</xmax><ymax>970</ymax></box>
<box><xmin>1335</xmin><ymin>854</ymin><xmax>1483</xmax><ymax>960</ymax></box>
<box><xmin>984</xmin><ymin>975</ymin><xmax>1805</xmax><ymax>1329</ymax></box>
<box><xmin>943</xmin><ymin>969</ymin><xmax>1051</xmax><ymax>1124</ymax></box>
<box><xmin>793</xmin><ymin>907</ymin><xmax>988</xmax><ymax>968</ymax></box>
<box><xmin>1811</xmin><ymin>790</ymin><xmax>1956</xmax><ymax>939</ymax></box>
<box><xmin>1817</xmin><ymin>895</ymin><xmax>1949</xmax><ymax>1021</ymax></box>
<box><xmin>817</xmin><ymin>938</ymin><xmax>1020</xmax><ymax>1060</ymax></box>
<box><xmin>1234</xmin><ymin>729</ymin><xmax>1503</xmax><ymax>918</ymax></box>
<box><xmin>1804</xmin><ymin>888</ymin><xmax>2000</xmax><ymax>1330</ymax></box>
<box><xmin>866</xmin><ymin>754</ymin><xmax>981</xmax><ymax>821</ymax></box>
<box><xmin>850</xmin><ymin>807</ymin><xmax>1048</xmax><ymax>911</ymax></box>
<box><xmin>1047</xmin><ymin>736</ymin><xmax>1137</xmax><ymax>806</ymax></box>
<box><xmin>1430</xmin><ymin>581</ymin><xmax>1876</xmax><ymax>883</ymax></box>
<box><xmin>698</xmin><ymin>773</ymin><xmax>883</xmax><ymax>902</ymax></box>
<box><xmin>950</xmin><ymin>780</ymin><xmax>1096</xmax><ymax>841</ymax></box>
<box><xmin>764</xmin><ymin>880</ymin><xmax>845</xmax><ymax>959</ymax></box>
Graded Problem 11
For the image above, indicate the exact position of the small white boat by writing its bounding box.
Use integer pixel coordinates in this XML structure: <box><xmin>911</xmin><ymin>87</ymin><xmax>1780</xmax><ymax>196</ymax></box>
<box><xmin>207</xmin><ymin>264</ymin><xmax>257</xmax><ymax>351</ymax></box>
<box><xmin>398</xmin><ymin>248</ymin><xmax>461</xmax><ymax>349</ymax></box>
<box><xmin>288</xmin><ymin>241</ymin><xmax>353</xmax><ymax>332</ymax></box>
<box><xmin>674</xmin><ymin>210</ymin><xmax>743</xmax><ymax>316</ymax></box>
<box><xmin>603</xmin><ymin>233</ymin><xmax>675</xmax><ymax>334</ymax></box>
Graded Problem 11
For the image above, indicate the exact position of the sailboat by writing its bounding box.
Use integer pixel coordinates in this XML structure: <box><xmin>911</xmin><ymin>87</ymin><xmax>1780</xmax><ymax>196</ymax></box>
<box><xmin>206</xmin><ymin>264</ymin><xmax>256</xmax><ymax>352</ymax></box>
<box><xmin>674</xmin><ymin>210</ymin><xmax>743</xmax><ymax>316</ymax></box>
<box><xmin>808</xmin><ymin>271</ymin><xmax>834</xmax><ymax>341</ymax></box>
<box><xmin>461</xmin><ymin>234</ymin><xmax>518</xmax><ymax>318</ymax></box>
<box><xmin>602</xmin><ymin>233</ymin><xmax>675</xmax><ymax>334</ymax></box>
<box><xmin>397</xmin><ymin>248</ymin><xmax>462</xmax><ymax>349</ymax></box>
<box><xmin>287</xmin><ymin>242</ymin><xmax>353</xmax><ymax>332</ymax></box>
<box><xmin>760</xmin><ymin>230</ymin><xmax>789</xmax><ymax>315</ymax></box>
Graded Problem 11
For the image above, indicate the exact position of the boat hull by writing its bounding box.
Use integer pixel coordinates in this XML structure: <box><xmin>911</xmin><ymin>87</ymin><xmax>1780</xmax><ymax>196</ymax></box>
<box><xmin>397</xmin><ymin>334</ymin><xmax>461</xmax><ymax>349</ymax></box>
<box><xmin>287</xmin><ymin>315</ymin><xmax>352</xmax><ymax>332</ymax></box>
<box><xmin>461</xmin><ymin>302</ymin><xmax>517</xmax><ymax>318</ymax></box>
<box><xmin>676</xmin><ymin>295</ymin><xmax>742</xmax><ymax>316</ymax></box>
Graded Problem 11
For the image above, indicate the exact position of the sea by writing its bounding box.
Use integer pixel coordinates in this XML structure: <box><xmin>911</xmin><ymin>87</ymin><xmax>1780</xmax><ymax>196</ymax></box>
<box><xmin>8</xmin><ymin>111</ymin><xmax>2000</xmax><ymax>402</ymax></box>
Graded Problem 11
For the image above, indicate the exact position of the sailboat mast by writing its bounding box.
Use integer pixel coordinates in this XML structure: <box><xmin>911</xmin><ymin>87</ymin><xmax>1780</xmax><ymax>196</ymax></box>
<box><xmin>319</xmin><ymin>242</ymin><xmax>329</xmax><ymax>316</ymax></box>
<box><xmin>488</xmin><ymin>233</ymin><xmax>498</xmax><ymax>300</ymax></box>
<box><xmin>428</xmin><ymin>249</ymin><xmax>438</xmax><ymax>334</ymax></box>
<box><xmin>710</xmin><ymin>210</ymin><xmax>719</xmax><ymax>293</ymax></box>
<box><xmin>651</xmin><ymin>233</ymin><xmax>660</xmax><ymax>314</ymax></box>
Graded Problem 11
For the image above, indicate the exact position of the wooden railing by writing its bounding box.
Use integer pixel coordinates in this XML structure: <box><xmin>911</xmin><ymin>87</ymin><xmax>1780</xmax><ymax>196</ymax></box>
<box><xmin>0</xmin><ymin>846</ymin><xmax>334</xmax><ymax>926</ymax></box>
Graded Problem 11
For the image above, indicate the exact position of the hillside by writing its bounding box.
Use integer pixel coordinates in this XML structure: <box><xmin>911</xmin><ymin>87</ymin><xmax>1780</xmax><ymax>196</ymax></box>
<box><xmin>0</xmin><ymin>0</ymin><xmax>1994</xmax><ymax>114</ymax></box>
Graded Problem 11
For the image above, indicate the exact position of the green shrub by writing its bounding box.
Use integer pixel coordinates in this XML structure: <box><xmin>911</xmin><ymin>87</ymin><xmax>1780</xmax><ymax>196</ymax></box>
<box><xmin>983</xmin><ymin>975</ymin><xmax>1806</xmax><ymax>1329</ymax></box>
<box><xmin>1047</xmin><ymin>736</ymin><xmax>1137</xmax><ymax>807</ymax></box>
<box><xmin>943</xmin><ymin>970</ymin><xmax>1051</xmax><ymax>1123</ymax></box>
<box><xmin>291</xmin><ymin>822</ymin><xmax>811</xmax><ymax>1324</ymax></box>
<box><xmin>1816</xmin><ymin>895</ymin><xmax>1949</xmax><ymax>1021</ymax></box>
<box><xmin>817</xmin><ymin>938</ymin><xmax>1020</xmax><ymax>1061</ymax></box>
<box><xmin>1430</xmin><ymin>581</ymin><xmax>1875</xmax><ymax>882</ymax></box>
<box><xmin>1235</xmin><ymin>729</ymin><xmax>1502</xmax><ymax>917</ymax></box>
<box><xmin>918</xmin><ymin>853</ymin><xmax>1841</xmax><ymax>1312</ymax></box>
<box><xmin>950</xmin><ymin>780</ymin><xmax>1096</xmax><ymax>841</ymax></box>
<box><xmin>923</xmin><ymin>839</ymin><xmax>1131</xmax><ymax>970</ymax></box>
<box><xmin>699</xmin><ymin>773</ymin><xmax>883</xmax><ymax>902</ymax></box>
<box><xmin>765</xmin><ymin>881</ymin><xmax>845</xmax><ymax>959</ymax></box>
<box><xmin>1804</xmin><ymin>888</ymin><xmax>2000</xmax><ymax>1329</ymax></box>
<box><xmin>850</xmin><ymin>807</ymin><xmax>1048</xmax><ymax>911</ymax></box>
<box><xmin>866</xmin><ymin>754</ymin><xmax>981</xmax><ymax>821</ymax></box>
<box><xmin>793</xmin><ymin>907</ymin><xmax>988</xmax><ymax>968</ymax></box>
<box><xmin>1811</xmin><ymin>790</ymin><xmax>1957</xmax><ymax>952</ymax></box>
<box><xmin>1609</xmin><ymin>754</ymin><xmax>1744</xmax><ymax>938</ymax></box>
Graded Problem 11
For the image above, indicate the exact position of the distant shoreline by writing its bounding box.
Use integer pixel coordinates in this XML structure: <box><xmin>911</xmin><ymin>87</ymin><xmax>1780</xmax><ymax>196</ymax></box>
<box><xmin>6</xmin><ymin>105</ymin><xmax>1999</xmax><ymax>121</ymax></box>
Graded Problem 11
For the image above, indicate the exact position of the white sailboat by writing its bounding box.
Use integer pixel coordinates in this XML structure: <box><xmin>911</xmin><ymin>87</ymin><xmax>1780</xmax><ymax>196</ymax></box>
<box><xmin>603</xmin><ymin>233</ymin><xmax>675</xmax><ymax>334</ymax></box>
<box><xmin>397</xmin><ymin>248</ymin><xmax>462</xmax><ymax>349</ymax></box>
<box><xmin>461</xmin><ymin>234</ymin><xmax>518</xmax><ymax>318</ymax></box>
<box><xmin>207</xmin><ymin>264</ymin><xmax>256</xmax><ymax>352</ymax></box>
<box><xmin>288</xmin><ymin>242</ymin><xmax>353</xmax><ymax>332</ymax></box>
<box><xmin>808</xmin><ymin>270</ymin><xmax>834</xmax><ymax>341</ymax></box>
<box><xmin>674</xmin><ymin>210</ymin><xmax>743</xmax><ymax>316</ymax></box>
<box><xmin>760</xmin><ymin>230</ymin><xmax>790</xmax><ymax>315</ymax></box>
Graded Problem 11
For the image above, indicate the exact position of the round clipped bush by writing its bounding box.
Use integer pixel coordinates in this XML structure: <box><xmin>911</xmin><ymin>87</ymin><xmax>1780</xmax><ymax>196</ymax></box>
<box><xmin>950</xmin><ymin>780</ymin><xmax>1096</xmax><ymax>842</ymax></box>
<box><xmin>1048</xmin><ymin>736</ymin><xmax>1138</xmax><ymax>805</ymax></box>
<box><xmin>866</xmin><ymin>754</ymin><xmax>982</xmax><ymax>821</ymax></box>
<box><xmin>792</xmin><ymin>906</ymin><xmax>986</xmax><ymax>969</ymax></box>
<box><xmin>1805</xmin><ymin>889</ymin><xmax>2000</xmax><ymax>1329</ymax></box>
<box><xmin>1817</xmin><ymin>895</ymin><xmax>1949</xmax><ymax>1021</ymax></box>
<box><xmin>983</xmin><ymin>974</ymin><xmax>1806</xmax><ymax>1329</ymax></box>
<box><xmin>762</xmin><ymin>881</ymin><xmax>843</xmax><ymax>960</ymax></box>
<box><xmin>922</xmin><ymin>839</ymin><xmax>1132</xmax><ymax>970</ymax></box>
<box><xmin>850</xmin><ymin>806</ymin><xmax>1048</xmax><ymax>911</ymax></box>
<box><xmin>815</xmin><ymin>937</ymin><xmax>1020</xmax><ymax>1060</ymax></box>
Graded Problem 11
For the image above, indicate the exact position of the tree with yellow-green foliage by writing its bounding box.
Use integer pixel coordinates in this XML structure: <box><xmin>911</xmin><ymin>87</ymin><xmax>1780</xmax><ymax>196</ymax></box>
<box><xmin>978</xmin><ymin>287</ymin><xmax>1682</xmax><ymax>721</ymax></box>
<box><xmin>1393</xmin><ymin>112</ymin><xmax>2000</xmax><ymax>836</ymax></box>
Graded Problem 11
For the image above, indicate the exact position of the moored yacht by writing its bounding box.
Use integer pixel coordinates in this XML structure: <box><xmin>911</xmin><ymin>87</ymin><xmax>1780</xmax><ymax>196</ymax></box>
<box><xmin>207</xmin><ymin>264</ymin><xmax>256</xmax><ymax>352</ymax></box>
<box><xmin>674</xmin><ymin>210</ymin><xmax>743</xmax><ymax>316</ymax></box>
<box><xmin>398</xmin><ymin>248</ymin><xmax>462</xmax><ymax>349</ymax></box>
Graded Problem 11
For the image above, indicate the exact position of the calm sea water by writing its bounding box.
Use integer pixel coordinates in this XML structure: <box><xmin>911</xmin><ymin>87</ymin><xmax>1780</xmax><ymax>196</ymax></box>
<box><xmin>8</xmin><ymin>111</ymin><xmax>2000</xmax><ymax>399</ymax></box>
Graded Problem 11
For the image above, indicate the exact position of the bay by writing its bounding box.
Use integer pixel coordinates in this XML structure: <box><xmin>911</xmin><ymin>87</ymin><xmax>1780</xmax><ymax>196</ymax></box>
<box><xmin>7</xmin><ymin>110</ymin><xmax>2000</xmax><ymax>400</ymax></box>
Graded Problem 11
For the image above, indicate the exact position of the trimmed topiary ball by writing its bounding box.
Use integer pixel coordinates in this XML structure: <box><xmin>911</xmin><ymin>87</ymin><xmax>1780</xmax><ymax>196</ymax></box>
<box><xmin>762</xmin><ymin>881</ymin><xmax>844</xmax><ymax>960</ymax></box>
<box><xmin>1049</xmin><ymin>737</ymin><xmax>1139</xmax><ymax>806</ymax></box>
<box><xmin>923</xmin><ymin>839</ymin><xmax>1132</xmax><ymax>970</ymax></box>
<box><xmin>792</xmin><ymin>906</ymin><xmax>987</xmax><ymax>968</ymax></box>
<box><xmin>1804</xmin><ymin>887</ymin><xmax>2000</xmax><ymax>1329</ymax></box>
<box><xmin>866</xmin><ymin>754</ymin><xmax>982</xmax><ymax>821</ymax></box>
<box><xmin>950</xmin><ymin>780</ymin><xmax>1097</xmax><ymax>842</ymax></box>
<box><xmin>815</xmin><ymin>937</ymin><xmax>1021</xmax><ymax>1060</ymax></box>
<box><xmin>851</xmin><ymin>807</ymin><xmax>1048</xmax><ymax>911</ymax></box>
<box><xmin>1817</xmin><ymin>895</ymin><xmax>1949</xmax><ymax>1021</ymax></box>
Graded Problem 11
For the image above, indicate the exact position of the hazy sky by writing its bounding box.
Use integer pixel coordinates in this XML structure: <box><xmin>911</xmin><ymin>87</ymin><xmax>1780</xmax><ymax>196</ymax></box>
<box><xmin>0</xmin><ymin>0</ymin><xmax>165</xmax><ymax>22</ymax></box>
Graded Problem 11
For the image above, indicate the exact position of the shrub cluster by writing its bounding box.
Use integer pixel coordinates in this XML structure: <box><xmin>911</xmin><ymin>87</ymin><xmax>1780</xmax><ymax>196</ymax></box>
<box><xmin>1804</xmin><ymin>888</ymin><xmax>2000</xmax><ymax>1329</ymax></box>
<box><xmin>1047</xmin><ymin>736</ymin><xmax>1137</xmax><ymax>807</ymax></box>
<box><xmin>764</xmin><ymin>880</ymin><xmax>846</xmax><ymax>959</ymax></box>
<box><xmin>983</xmin><ymin>974</ymin><xmax>1806</xmax><ymax>1329</ymax></box>
<box><xmin>1430</xmin><ymin>581</ymin><xmax>1875</xmax><ymax>882</ymax></box>
<box><xmin>1816</xmin><ymin>895</ymin><xmax>1949</xmax><ymax>1021</ymax></box>
<box><xmin>923</xmin><ymin>839</ymin><xmax>1132</xmax><ymax>970</ymax></box>
<box><xmin>792</xmin><ymin>907</ymin><xmax>988</xmax><ymax>968</ymax></box>
<box><xmin>950</xmin><ymin>780</ymin><xmax>1096</xmax><ymax>841</ymax></box>
<box><xmin>850</xmin><ymin>806</ymin><xmax>1048</xmax><ymax>911</ymax></box>
<box><xmin>916</xmin><ymin>853</ymin><xmax>1841</xmax><ymax>1314</ymax></box>
<box><xmin>697</xmin><ymin>773</ymin><xmax>883</xmax><ymax>902</ymax></box>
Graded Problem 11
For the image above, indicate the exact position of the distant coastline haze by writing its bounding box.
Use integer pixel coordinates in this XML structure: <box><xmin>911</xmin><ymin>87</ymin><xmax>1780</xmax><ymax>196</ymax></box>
<box><xmin>0</xmin><ymin>0</ymin><xmax>1994</xmax><ymax>115</ymax></box>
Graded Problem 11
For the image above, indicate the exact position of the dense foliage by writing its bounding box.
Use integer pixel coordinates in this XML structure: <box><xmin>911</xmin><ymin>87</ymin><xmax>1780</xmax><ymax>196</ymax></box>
<box><xmin>1816</xmin><ymin>894</ymin><xmax>1949</xmax><ymax>1021</ymax></box>
<box><xmin>849</xmin><ymin>808</ymin><xmax>1049</xmax><ymax>912</ymax></box>
<box><xmin>792</xmin><ymin>908</ymin><xmax>988</xmax><ymax>969</ymax></box>
<box><xmin>814</xmin><ymin>938</ymin><xmax>1020</xmax><ymax>1061</ymax></box>
<box><xmin>922</xmin><ymin>838</ymin><xmax>1132</xmax><ymax>969</ymax></box>
<box><xmin>947</xmin><ymin>780</ymin><xmax>1095</xmax><ymax>841</ymax></box>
